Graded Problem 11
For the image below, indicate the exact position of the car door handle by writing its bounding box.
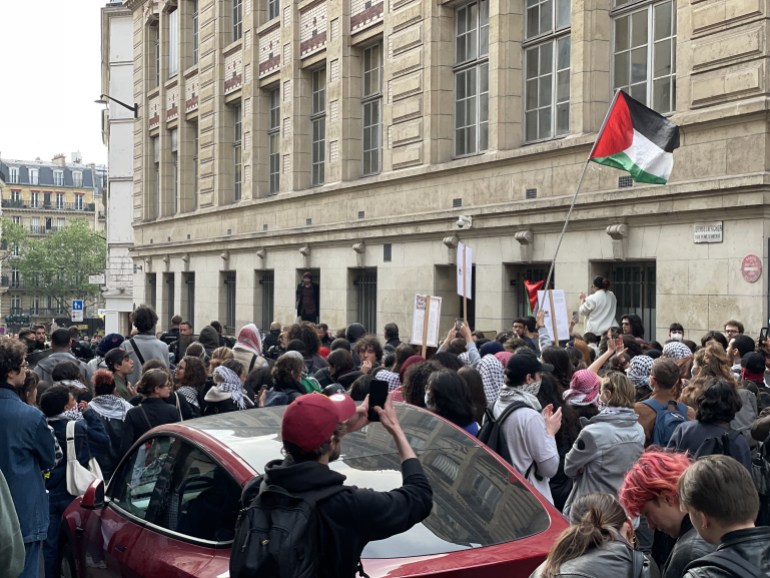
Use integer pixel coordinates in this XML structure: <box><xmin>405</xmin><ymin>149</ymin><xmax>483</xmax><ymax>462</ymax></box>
<box><xmin>114</xmin><ymin>544</ymin><xmax>127</xmax><ymax>553</ymax></box>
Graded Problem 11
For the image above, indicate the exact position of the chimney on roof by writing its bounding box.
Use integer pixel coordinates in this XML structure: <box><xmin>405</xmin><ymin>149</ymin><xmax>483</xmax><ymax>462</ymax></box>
<box><xmin>71</xmin><ymin>151</ymin><xmax>82</xmax><ymax>164</ymax></box>
<box><xmin>52</xmin><ymin>154</ymin><xmax>66</xmax><ymax>167</ymax></box>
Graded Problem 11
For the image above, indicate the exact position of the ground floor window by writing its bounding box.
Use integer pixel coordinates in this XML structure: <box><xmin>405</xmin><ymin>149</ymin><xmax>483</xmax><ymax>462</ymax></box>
<box><xmin>608</xmin><ymin>261</ymin><xmax>656</xmax><ymax>342</ymax></box>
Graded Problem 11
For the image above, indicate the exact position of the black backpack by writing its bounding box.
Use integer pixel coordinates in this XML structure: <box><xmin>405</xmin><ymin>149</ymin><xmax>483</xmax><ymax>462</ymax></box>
<box><xmin>478</xmin><ymin>401</ymin><xmax>541</xmax><ymax>480</ymax></box>
<box><xmin>478</xmin><ymin>401</ymin><xmax>529</xmax><ymax>464</ymax></box>
<box><xmin>683</xmin><ymin>548</ymin><xmax>764</xmax><ymax>578</ymax></box>
<box><xmin>694</xmin><ymin>429</ymin><xmax>743</xmax><ymax>461</ymax></box>
<box><xmin>230</xmin><ymin>475</ymin><xmax>353</xmax><ymax>578</ymax></box>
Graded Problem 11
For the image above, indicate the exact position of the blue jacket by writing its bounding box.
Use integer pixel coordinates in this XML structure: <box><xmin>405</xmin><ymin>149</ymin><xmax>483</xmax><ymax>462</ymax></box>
<box><xmin>46</xmin><ymin>410</ymin><xmax>110</xmax><ymax>504</ymax></box>
<box><xmin>0</xmin><ymin>386</ymin><xmax>56</xmax><ymax>542</ymax></box>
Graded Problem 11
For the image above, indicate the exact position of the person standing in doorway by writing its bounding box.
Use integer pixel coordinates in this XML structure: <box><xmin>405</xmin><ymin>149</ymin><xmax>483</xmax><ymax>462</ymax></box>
<box><xmin>578</xmin><ymin>276</ymin><xmax>618</xmax><ymax>335</ymax></box>
<box><xmin>296</xmin><ymin>271</ymin><xmax>320</xmax><ymax>323</ymax></box>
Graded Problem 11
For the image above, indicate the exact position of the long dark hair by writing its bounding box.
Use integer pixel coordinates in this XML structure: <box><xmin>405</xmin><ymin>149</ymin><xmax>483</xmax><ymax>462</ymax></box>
<box><xmin>426</xmin><ymin>370</ymin><xmax>475</xmax><ymax>428</ymax></box>
<box><xmin>542</xmin><ymin>493</ymin><xmax>629</xmax><ymax>577</ymax></box>
<box><xmin>458</xmin><ymin>366</ymin><xmax>487</xmax><ymax>424</ymax></box>
<box><xmin>541</xmin><ymin>347</ymin><xmax>574</xmax><ymax>390</ymax></box>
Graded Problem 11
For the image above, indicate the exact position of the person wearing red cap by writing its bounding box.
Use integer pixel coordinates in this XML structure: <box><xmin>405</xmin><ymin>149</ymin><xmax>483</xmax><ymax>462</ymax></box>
<box><xmin>260</xmin><ymin>392</ymin><xmax>432</xmax><ymax>577</ymax></box>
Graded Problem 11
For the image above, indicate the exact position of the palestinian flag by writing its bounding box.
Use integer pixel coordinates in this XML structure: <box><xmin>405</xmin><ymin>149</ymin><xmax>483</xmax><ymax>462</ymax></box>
<box><xmin>590</xmin><ymin>91</ymin><xmax>680</xmax><ymax>184</ymax></box>
<box><xmin>524</xmin><ymin>279</ymin><xmax>544</xmax><ymax>315</ymax></box>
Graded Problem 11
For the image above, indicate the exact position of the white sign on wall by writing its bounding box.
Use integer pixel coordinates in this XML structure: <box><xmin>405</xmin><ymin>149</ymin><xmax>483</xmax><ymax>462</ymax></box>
<box><xmin>693</xmin><ymin>222</ymin><xmax>723</xmax><ymax>244</ymax></box>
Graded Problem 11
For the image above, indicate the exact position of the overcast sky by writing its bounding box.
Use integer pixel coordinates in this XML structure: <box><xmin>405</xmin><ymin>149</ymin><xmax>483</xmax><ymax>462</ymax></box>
<box><xmin>0</xmin><ymin>1</ymin><xmax>109</xmax><ymax>166</ymax></box>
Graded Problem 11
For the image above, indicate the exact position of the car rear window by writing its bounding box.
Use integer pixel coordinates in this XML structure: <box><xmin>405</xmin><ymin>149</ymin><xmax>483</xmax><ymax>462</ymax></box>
<box><xmin>211</xmin><ymin>405</ymin><xmax>551</xmax><ymax>557</ymax></box>
<box><xmin>341</xmin><ymin>410</ymin><xmax>552</xmax><ymax>558</ymax></box>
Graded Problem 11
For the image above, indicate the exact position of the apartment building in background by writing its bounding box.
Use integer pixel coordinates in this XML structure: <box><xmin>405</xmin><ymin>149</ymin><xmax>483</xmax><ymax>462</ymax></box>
<box><xmin>0</xmin><ymin>154</ymin><xmax>105</xmax><ymax>328</ymax></box>
<box><xmin>122</xmin><ymin>0</ymin><xmax>770</xmax><ymax>343</ymax></box>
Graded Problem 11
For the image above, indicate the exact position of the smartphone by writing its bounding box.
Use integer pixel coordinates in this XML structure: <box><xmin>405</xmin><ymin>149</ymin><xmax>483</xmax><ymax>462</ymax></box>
<box><xmin>760</xmin><ymin>327</ymin><xmax>768</xmax><ymax>344</ymax></box>
<box><xmin>572</xmin><ymin>311</ymin><xmax>579</xmax><ymax>323</ymax></box>
<box><xmin>454</xmin><ymin>318</ymin><xmax>464</xmax><ymax>331</ymax></box>
<box><xmin>368</xmin><ymin>379</ymin><xmax>389</xmax><ymax>422</ymax></box>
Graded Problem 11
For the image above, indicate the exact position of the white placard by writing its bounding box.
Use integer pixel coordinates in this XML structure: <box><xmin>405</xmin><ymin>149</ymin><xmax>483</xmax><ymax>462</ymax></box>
<box><xmin>410</xmin><ymin>294</ymin><xmax>443</xmax><ymax>348</ymax></box>
<box><xmin>537</xmin><ymin>289</ymin><xmax>570</xmax><ymax>343</ymax></box>
<box><xmin>88</xmin><ymin>274</ymin><xmax>105</xmax><ymax>285</ymax></box>
<box><xmin>456</xmin><ymin>242</ymin><xmax>473</xmax><ymax>299</ymax></box>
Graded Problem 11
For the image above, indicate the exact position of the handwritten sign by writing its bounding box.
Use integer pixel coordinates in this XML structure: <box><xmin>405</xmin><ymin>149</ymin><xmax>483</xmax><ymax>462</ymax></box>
<box><xmin>410</xmin><ymin>294</ymin><xmax>442</xmax><ymax>349</ymax></box>
<box><xmin>537</xmin><ymin>289</ymin><xmax>570</xmax><ymax>343</ymax></box>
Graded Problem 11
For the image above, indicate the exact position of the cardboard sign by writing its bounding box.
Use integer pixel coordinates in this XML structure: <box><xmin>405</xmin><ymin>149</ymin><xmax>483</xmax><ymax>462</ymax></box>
<box><xmin>410</xmin><ymin>294</ymin><xmax>442</xmax><ymax>348</ymax></box>
<box><xmin>456</xmin><ymin>242</ymin><xmax>473</xmax><ymax>299</ymax></box>
<box><xmin>537</xmin><ymin>289</ymin><xmax>570</xmax><ymax>343</ymax></box>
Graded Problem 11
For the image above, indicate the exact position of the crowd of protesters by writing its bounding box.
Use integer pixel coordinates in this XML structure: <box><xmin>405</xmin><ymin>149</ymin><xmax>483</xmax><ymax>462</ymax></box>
<box><xmin>1</xmin><ymin>274</ymin><xmax>770</xmax><ymax>577</ymax></box>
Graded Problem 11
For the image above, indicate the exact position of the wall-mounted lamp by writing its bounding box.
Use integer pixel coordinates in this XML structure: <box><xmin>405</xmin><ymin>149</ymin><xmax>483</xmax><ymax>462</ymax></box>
<box><xmin>95</xmin><ymin>94</ymin><xmax>139</xmax><ymax>119</ymax></box>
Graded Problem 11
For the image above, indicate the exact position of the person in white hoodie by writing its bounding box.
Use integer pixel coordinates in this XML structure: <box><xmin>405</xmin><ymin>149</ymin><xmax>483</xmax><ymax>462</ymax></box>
<box><xmin>578</xmin><ymin>276</ymin><xmax>619</xmax><ymax>335</ymax></box>
<box><xmin>494</xmin><ymin>350</ymin><xmax>563</xmax><ymax>504</ymax></box>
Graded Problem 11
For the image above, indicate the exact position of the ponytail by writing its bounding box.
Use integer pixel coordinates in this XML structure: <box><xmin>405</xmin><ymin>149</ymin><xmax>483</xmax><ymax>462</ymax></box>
<box><xmin>593</xmin><ymin>276</ymin><xmax>611</xmax><ymax>291</ymax></box>
<box><xmin>541</xmin><ymin>494</ymin><xmax>627</xmax><ymax>577</ymax></box>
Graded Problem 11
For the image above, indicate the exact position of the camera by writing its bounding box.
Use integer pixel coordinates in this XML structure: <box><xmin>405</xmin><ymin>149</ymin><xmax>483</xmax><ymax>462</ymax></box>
<box><xmin>454</xmin><ymin>215</ymin><xmax>473</xmax><ymax>230</ymax></box>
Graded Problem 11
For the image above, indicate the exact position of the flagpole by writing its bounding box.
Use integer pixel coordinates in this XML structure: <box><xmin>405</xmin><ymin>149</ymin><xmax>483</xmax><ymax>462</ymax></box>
<box><xmin>542</xmin><ymin>90</ymin><xmax>623</xmax><ymax>301</ymax></box>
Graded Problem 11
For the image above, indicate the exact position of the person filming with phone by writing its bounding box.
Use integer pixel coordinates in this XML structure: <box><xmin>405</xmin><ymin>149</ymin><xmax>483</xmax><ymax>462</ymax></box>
<box><xmin>240</xmin><ymin>392</ymin><xmax>432</xmax><ymax>578</ymax></box>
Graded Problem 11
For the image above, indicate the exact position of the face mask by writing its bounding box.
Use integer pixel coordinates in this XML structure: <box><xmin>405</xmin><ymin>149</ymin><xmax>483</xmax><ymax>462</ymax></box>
<box><xmin>670</xmin><ymin>332</ymin><xmax>683</xmax><ymax>341</ymax></box>
<box><xmin>424</xmin><ymin>392</ymin><xmax>435</xmax><ymax>410</ymax></box>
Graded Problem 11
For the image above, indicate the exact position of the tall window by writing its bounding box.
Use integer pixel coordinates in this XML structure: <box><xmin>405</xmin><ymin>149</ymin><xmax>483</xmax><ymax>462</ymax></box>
<box><xmin>11</xmin><ymin>294</ymin><xmax>20</xmax><ymax>310</ymax></box>
<box><xmin>233</xmin><ymin>0</ymin><xmax>243</xmax><ymax>41</ymax></box>
<box><xmin>613</xmin><ymin>0</ymin><xmax>676</xmax><ymax>113</ymax></box>
<box><xmin>8</xmin><ymin>167</ymin><xmax>18</xmax><ymax>183</ymax></box>
<box><xmin>168</xmin><ymin>8</ymin><xmax>179</xmax><ymax>77</ymax></box>
<box><xmin>72</xmin><ymin>171</ymin><xmax>83</xmax><ymax>187</ymax></box>
<box><xmin>170</xmin><ymin>128</ymin><xmax>178</xmax><ymax>213</ymax></box>
<box><xmin>53</xmin><ymin>170</ymin><xmax>63</xmax><ymax>186</ymax></box>
<box><xmin>152</xmin><ymin>136</ymin><xmax>160</xmax><ymax>218</ymax></box>
<box><xmin>30</xmin><ymin>191</ymin><xmax>39</xmax><ymax>208</ymax></box>
<box><xmin>191</xmin><ymin>0</ymin><xmax>199</xmax><ymax>65</ymax></box>
<box><xmin>268</xmin><ymin>88</ymin><xmax>280</xmax><ymax>194</ymax></box>
<box><xmin>75</xmin><ymin>194</ymin><xmax>84</xmax><ymax>211</ymax></box>
<box><xmin>56</xmin><ymin>192</ymin><xmax>64</xmax><ymax>209</ymax></box>
<box><xmin>190</xmin><ymin>121</ymin><xmax>199</xmax><ymax>203</ymax></box>
<box><xmin>524</xmin><ymin>0</ymin><xmax>571</xmax><ymax>142</ymax></box>
<box><xmin>267</xmin><ymin>0</ymin><xmax>279</xmax><ymax>20</ymax></box>
<box><xmin>311</xmin><ymin>67</ymin><xmax>326</xmax><ymax>186</ymax></box>
<box><xmin>454</xmin><ymin>0</ymin><xmax>488</xmax><ymax>157</ymax></box>
<box><xmin>11</xmin><ymin>190</ymin><xmax>21</xmax><ymax>203</ymax></box>
<box><xmin>11</xmin><ymin>215</ymin><xmax>21</xmax><ymax>225</ymax></box>
<box><xmin>149</xmin><ymin>21</ymin><xmax>160</xmax><ymax>88</ymax></box>
<box><xmin>362</xmin><ymin>43</ymin><xmax>382</xmax><ymax>175</ymax></box>
<box><xmin>29</xmin><ymin>168</ymin><xmax>38</xmax><ymax>185</ymax></box>
<box><xmin>233</xmin><ymin>104</ymin><xmax>242</xmax><ymax>201</ymax></box>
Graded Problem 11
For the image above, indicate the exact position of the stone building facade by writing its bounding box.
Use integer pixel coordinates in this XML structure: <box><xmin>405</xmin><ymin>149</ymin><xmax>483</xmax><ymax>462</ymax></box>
<box><xmin>124</xmin><ymin>0</ymin><xmax>770</xmax><ymax>343</ymax></box>
<box><xmin>101</xmin><ymin>0</ymin><xmax>137</xmax><ymax>336</ymax></box>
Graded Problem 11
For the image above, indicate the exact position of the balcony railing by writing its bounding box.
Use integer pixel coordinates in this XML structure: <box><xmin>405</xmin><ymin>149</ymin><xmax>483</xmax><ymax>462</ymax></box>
<box><xmin>29</xmin><ymin>226</ymin><xmax>63</xmax><ymax>235</ymax></box>
<box><xmin>2</xmin><ymin>199</ymin><xmax>94</xmax><ymax>212</ymax></box>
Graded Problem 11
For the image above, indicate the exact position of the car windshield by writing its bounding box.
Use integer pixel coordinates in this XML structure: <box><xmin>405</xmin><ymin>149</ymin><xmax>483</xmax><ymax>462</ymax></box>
<box><xmin>217</xmin><ymin>406</ymin><xmax>551</xmax><ymax>558</ymax></box>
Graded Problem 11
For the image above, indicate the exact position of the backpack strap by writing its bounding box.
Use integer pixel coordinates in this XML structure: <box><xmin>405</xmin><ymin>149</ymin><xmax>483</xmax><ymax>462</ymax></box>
<box><xmin>685</xmin><ymin>548</ymin><xmax>764</xmax><ymax>578</ymax></box>
<box><xmin>129</xmin><ymin>338</ymin><xmax>146</xmax><ymax>366</ymax></box>
<box><xmin>641</xmin><ymin>398</ymin><xmax>665</xmax><ymax>412</ymax></box>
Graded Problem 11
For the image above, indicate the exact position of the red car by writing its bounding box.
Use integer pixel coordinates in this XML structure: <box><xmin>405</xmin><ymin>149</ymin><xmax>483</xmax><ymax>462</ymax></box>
<box><xmin>60</xmin><ymin>404</ymin><xmax>568</xmax><ymax>577</ymax></box>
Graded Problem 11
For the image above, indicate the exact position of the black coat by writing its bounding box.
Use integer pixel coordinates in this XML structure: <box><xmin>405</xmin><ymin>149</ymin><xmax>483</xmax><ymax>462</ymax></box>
<box><xmin>661</xmin><ymin>516</ymin><xmax>713</xmax><ymax>578</ymax></box>
<box><xmin>261</xmin><ymin>457</ymin><xmax>432</xmax><ymax>578</ymax></box>
<box><xmin>121</xmin><ymin>397</ymin><xmax>181</xmax><ymax>454</ymax></box>
<box><xmin>682</xmin><ymin>527</ymin><xmax>770</xmax><ymax>578</ymax></box>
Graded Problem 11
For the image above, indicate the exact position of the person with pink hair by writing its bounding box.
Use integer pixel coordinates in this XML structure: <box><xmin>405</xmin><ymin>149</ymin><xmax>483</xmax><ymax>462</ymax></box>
<box><xmin>619</xmin><ymin>449</ymin><xmax>713</xmax><ymax>578</ymax></box>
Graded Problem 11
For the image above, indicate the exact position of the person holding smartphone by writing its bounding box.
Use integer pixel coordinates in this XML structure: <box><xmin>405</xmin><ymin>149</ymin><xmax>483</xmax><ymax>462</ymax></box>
<box><xmin>258</xmin><ymin>393</ymin><xmax>433</xmax><ymax>577</ymax></box>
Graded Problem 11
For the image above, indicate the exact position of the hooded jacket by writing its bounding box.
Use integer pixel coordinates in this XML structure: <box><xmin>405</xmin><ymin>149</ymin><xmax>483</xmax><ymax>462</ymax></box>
<box><xmin>563</xmin><ymin>408</ymin><xmax>644</xmax><ymax>515</ymax></box>
<box><xmin>198</xmin><ymin>326</ymin><xmax>221</xmax><ymax>357</ymax></box>
<box><xmin>493</xmin><ymin>386</ymin><xmax>559</xmax><ymax>503</ymax></box>
<box><xmin>261</xmin><ymin>456</ymin><xmax>432</xmax><ymax>578</ymax></box>
<box><xmin>33</xmin><ymin>351</ymin><xmax>94</xmax><ymax>386</ymax></box>
<box><xmin>683</xmin><ymin>527</ymin><xmax>770</xmax><ymax>578</ymax></box>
